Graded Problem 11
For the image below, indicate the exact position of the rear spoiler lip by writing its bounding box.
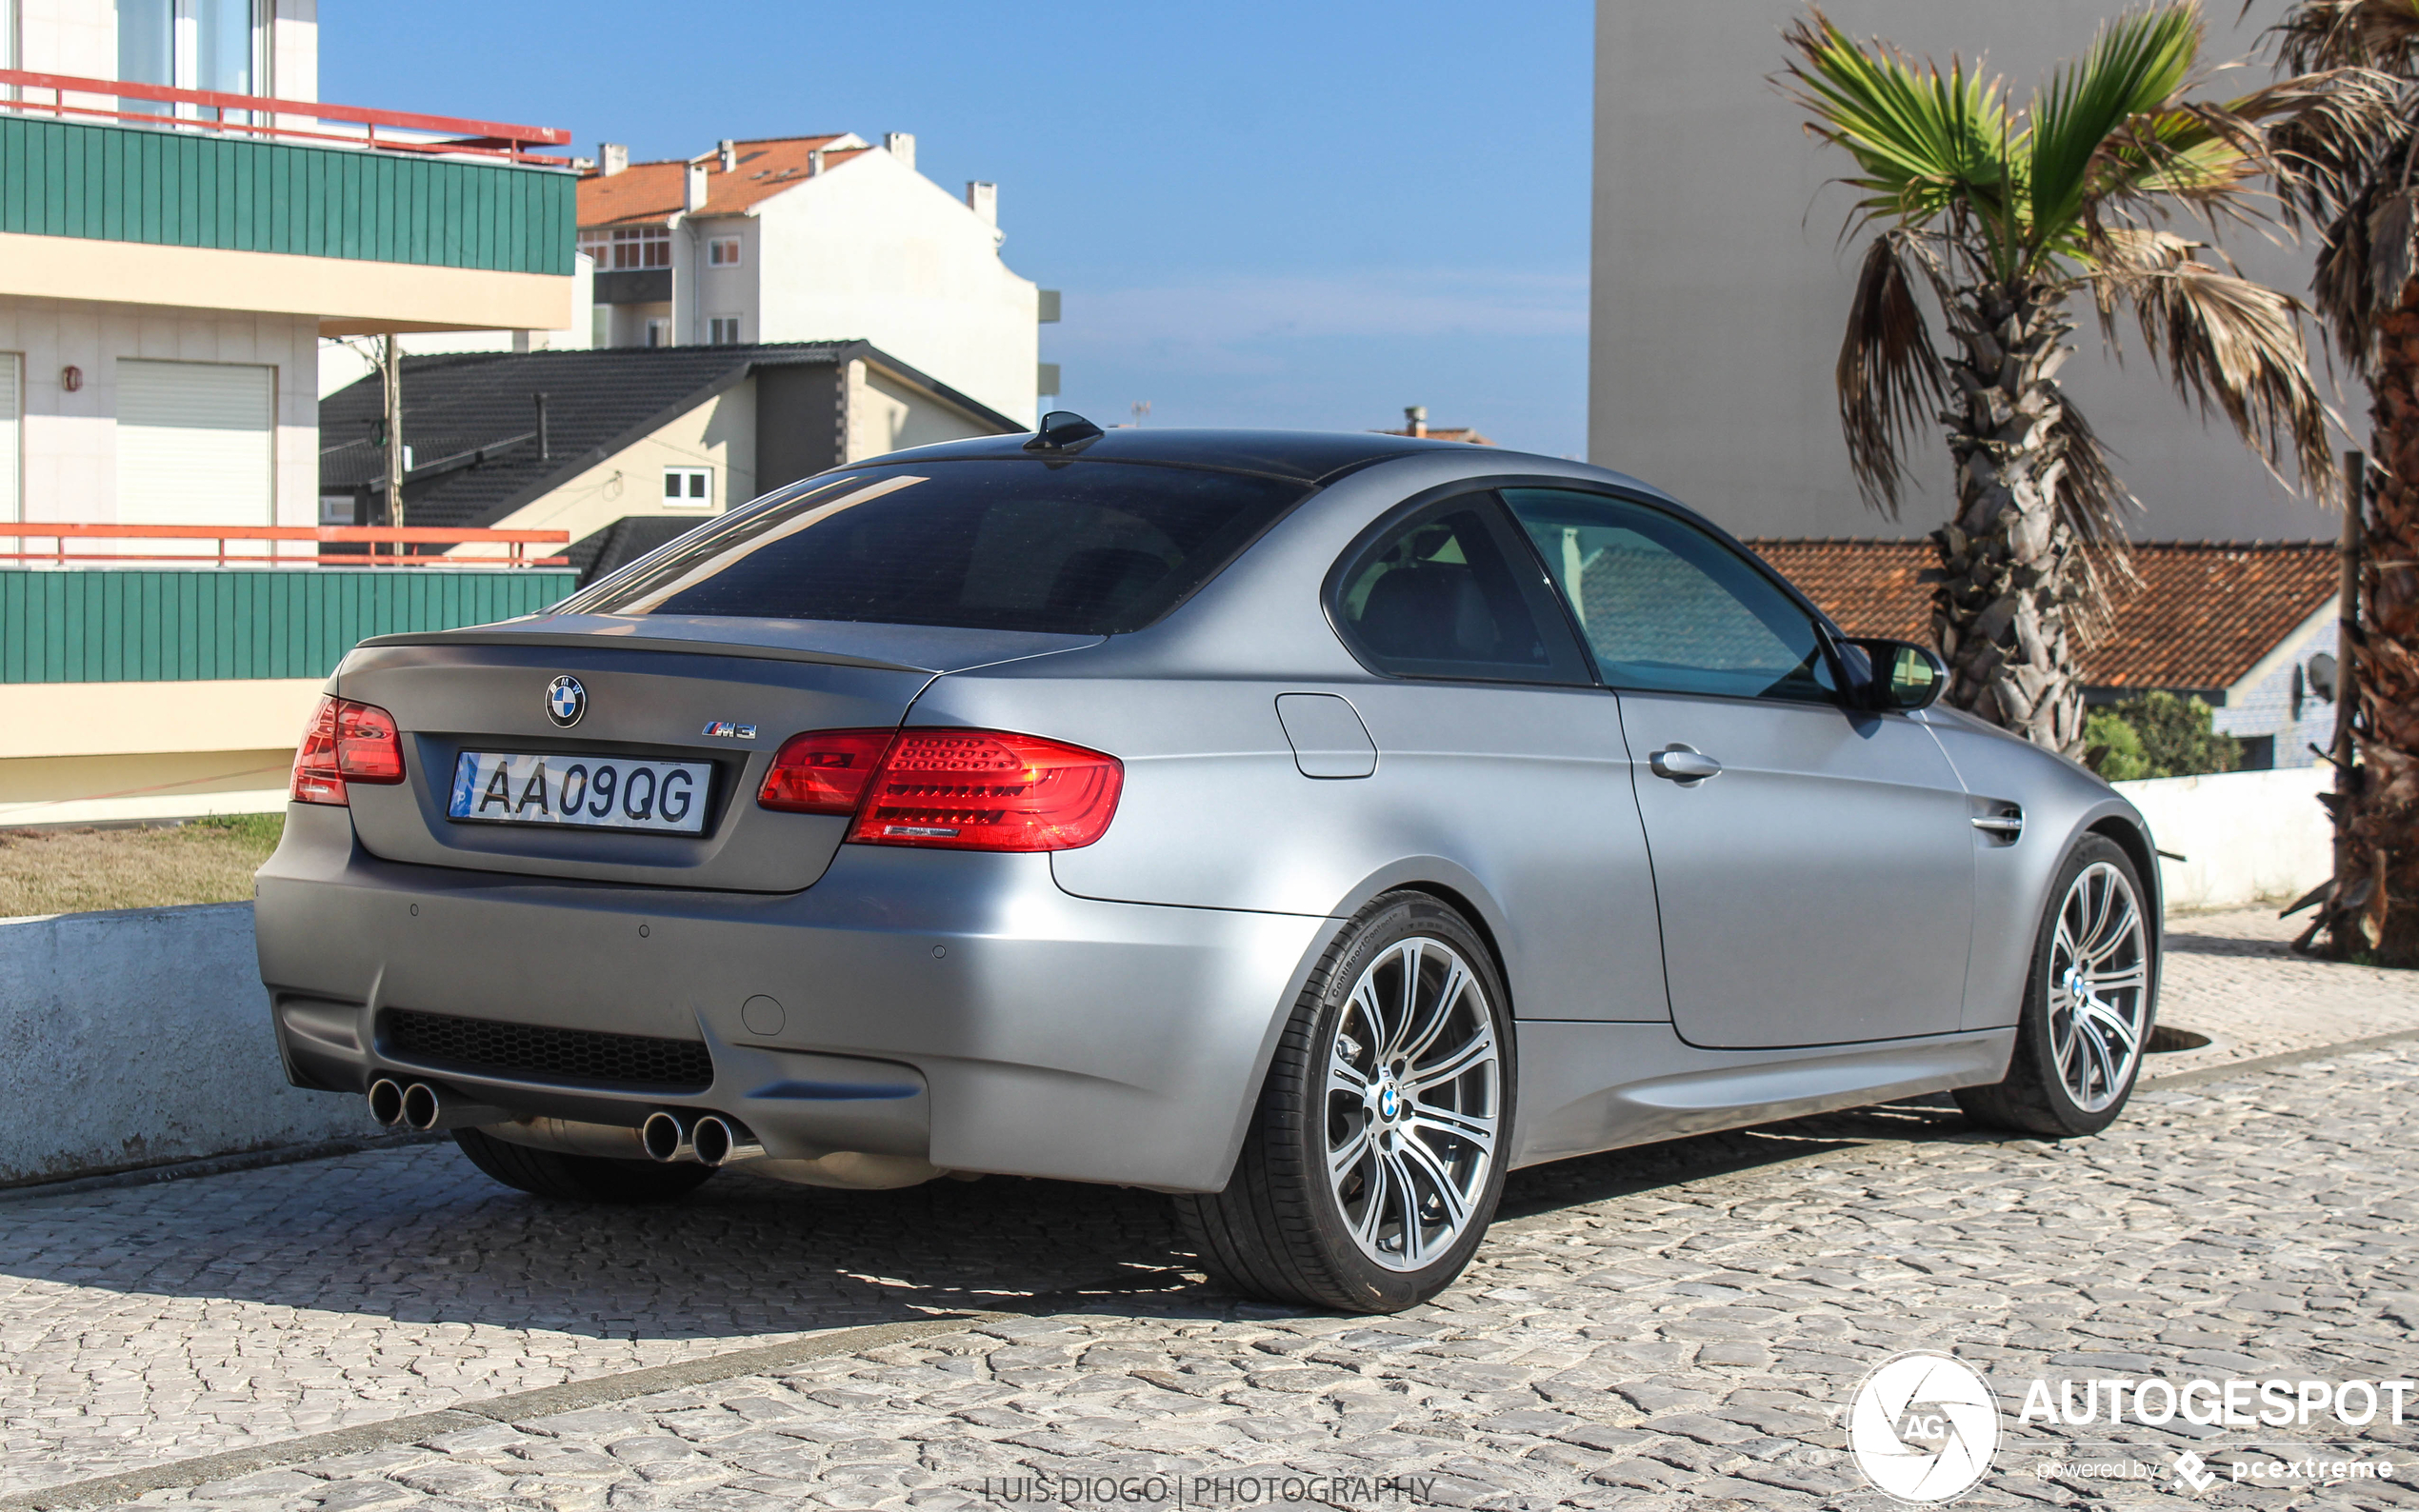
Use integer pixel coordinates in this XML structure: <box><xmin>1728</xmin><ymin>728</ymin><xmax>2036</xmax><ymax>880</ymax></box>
<box><xmin>352</xmin><ymin>618</ymin><xmax>1110</xmax><ymax>677</ymax></box>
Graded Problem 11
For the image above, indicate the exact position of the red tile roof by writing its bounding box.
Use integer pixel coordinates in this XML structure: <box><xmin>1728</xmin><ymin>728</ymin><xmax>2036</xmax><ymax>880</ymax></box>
<box><xmin>1746</xmin><ymin>538</ymin><xmax>2338</xmax><ymax>692</ymax></box>
<box><xmin>578</xmin><ymin>136</ymin><xmax>872</xmax><ymax>228</ymax></box>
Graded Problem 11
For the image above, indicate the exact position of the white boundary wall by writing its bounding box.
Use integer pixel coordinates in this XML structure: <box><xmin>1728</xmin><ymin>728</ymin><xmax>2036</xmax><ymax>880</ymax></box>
<box><xmin>0</xmin><ymin>903</ymin><xmax>375</xmax><ymax>1186</ymax></box>
<box><xmin>2112</xmin><ymin>766</ymin><xmax>2332</xmax><ymax>915</ymax></box>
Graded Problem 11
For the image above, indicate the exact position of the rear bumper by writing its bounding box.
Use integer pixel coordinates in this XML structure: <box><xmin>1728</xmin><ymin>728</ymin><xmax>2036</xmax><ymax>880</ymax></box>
<box><xmin>255</xmin><ymin>804</ymin><xmax>1331</xmax><ymax>1191</ymax></box>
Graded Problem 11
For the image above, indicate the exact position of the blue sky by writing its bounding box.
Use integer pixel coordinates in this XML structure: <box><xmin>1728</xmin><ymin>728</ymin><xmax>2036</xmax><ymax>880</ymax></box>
<box><xmin>325</xmin><ymin>3</ymin><xmax>1594</xmax><ymax>454</ymax></box>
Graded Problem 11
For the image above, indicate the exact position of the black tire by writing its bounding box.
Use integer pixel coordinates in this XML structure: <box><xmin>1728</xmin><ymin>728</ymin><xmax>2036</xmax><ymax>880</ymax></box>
<box><xmin>450</xmin><ymin>1126</ymin><xmax>718</xmax><ymax>1204</ymax></box>
<box><xmin>1956</xmin><ymin>835</ymin><xmax>2158</xmax><ymax>1139</ymax></box>
<box><xmin>1173</xmin><ymin>891</ymin><xmax>1515</xmax><ymax>1314</ymax></box>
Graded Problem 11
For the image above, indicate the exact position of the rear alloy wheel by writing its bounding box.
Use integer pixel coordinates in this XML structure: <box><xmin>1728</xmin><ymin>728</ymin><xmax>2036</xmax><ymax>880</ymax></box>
<box><xmin>1957</xmin><ymin>835</ymin><xmax>2156</xmax><ymax>1138</ymax></box>
<box><xmin>451</xmin><ymin>1126</ymin><xmax>718</xmax><ymax>1204</ymax></box>
<box><xmin>1175</xmin><ymin>892</ymin><xmax>1512</xmax><ymax>1313</ymax></box>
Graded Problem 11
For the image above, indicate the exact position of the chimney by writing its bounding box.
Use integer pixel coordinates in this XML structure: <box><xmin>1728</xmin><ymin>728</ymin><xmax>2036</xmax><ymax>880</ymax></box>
<box><xmin>1405</xmin><ymin>405</ymin><xmax>1428</xmax><ymax>438</ymax></box>
<box><xmin>685</xmin><ymin>162</ymin><xmax>709</xmax><ymax>211</ymax></box>
<box><xmin>808</xmin><ymin>148</ymin><xmax>826</xmax><ymax>177</ymax></box>
<box><xmin>718</xmin><ymin>138</ymin><xmax>737</xmax><ymax>173</ymax></box>
<box><xmin>884</xmin><ymin>131</ymin><xmax>915</xmax><ymax>171</ymax></box>
<box><xmin>966</xmin><ymin>181</ymin><xmax>998</xmax><ymax>225</ymax></box>
<box><xmin>598</xmin><ymin>142</ymin><xmax>628</xmax><ymax>176</ymax></box>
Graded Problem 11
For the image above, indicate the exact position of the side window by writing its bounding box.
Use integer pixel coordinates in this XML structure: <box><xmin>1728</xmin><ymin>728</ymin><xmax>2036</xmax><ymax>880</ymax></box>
<box><xmin>1330</xmin><ymin>495</ymin><xmax>1589</xmax><ymax>685</ymax></box>
<box><xmin>1500</xmin><ymin>488</ymin><xmax>1839</xmax><ymax>704</ymax></box>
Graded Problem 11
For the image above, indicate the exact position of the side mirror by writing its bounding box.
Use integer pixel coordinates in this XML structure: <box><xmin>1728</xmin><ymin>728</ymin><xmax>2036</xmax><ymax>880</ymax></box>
<box><xmin>1847</xmin><ymin>637</ymin><xmax>1948</xmax><ymax>711</ymax></box>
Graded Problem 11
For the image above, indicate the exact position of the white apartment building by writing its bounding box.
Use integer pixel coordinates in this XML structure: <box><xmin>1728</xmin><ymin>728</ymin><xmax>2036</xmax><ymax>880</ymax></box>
<box><xmin>0</xmin><ymin>0</ymin><xmax>572</xmax><ymax>533</ymax></box>
<box><xmin>579</xmin><ymin>132</ymin><xmax>1051</xmax><ymax>428</ymax></box>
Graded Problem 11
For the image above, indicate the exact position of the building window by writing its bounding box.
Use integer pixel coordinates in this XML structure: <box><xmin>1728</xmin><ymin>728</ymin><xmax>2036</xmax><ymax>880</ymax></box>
<box><xmin>644</xmin><ymin>318</ymin><xmax>671</xmax><ymax>348</ymax></box>
<box><xmin>0</xmin><ymin>352</ymin><xmax>19</xmax><ymax>524</ymax></box>
<box><xmin>708</xmin><ymin>317</ymin><xmax>742</xmax><ymax>346</ymax></box>
<box><xmin>708</xmin><ymin>237</ymin><xmax>742</xmax><ymax>268</ymax></box>
<box><xmin>664</xmin><ymin>468</ymin><xmax>712</xmax><ymax>509</ymax></box>
<box><xmin>117</xmin><ymin>0</ymin><xmax>270</xmax><ymax>121</ymax></box>
<box><xmin>577</xmin><ymin>225</ymin><xmax>673</xmax><ymax>270</ymax></box>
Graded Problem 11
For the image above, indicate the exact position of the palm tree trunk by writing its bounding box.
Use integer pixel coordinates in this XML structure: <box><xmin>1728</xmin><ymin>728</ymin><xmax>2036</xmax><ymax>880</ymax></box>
<box><xmin>1928</xmin><ymin>285</ymin><xmax>2091</xmax><ymax>756</ymax></box>
<box><xmin>2318</xmin><ymin>294</ymin><xmax>2419</xmax><ymax>963</ymax></box>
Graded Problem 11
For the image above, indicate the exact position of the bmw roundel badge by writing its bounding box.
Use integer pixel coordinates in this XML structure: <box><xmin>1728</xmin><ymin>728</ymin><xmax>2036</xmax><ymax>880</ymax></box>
<box><xmin>545</xmin><ymin>675</ymin><xmax>587</xmax><ymax>727</ymax></box>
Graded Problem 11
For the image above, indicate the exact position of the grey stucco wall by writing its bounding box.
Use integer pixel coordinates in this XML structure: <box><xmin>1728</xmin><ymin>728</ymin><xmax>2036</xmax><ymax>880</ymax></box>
<box><xmin>1590</xmin><ymin>0</ymin><xmax>2340</xmax><ymax>544</ymax></box>
<box><xmin>0</xmin><ymin>903</ymin><xmax>376</xmax><ymax>1187</ymax></box>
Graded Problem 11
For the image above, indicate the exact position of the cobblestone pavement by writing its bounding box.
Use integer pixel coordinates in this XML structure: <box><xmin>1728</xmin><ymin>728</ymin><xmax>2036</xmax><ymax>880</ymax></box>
<box><xmin>2151</xmin><ymin>908</ymin><xmax>2419</xmax><ymax>1073</ymax></box>
<box><xmin>4</xmin><ymin>1026</ymin><xmax>2415</xmax><ymax>1509</ymax></box>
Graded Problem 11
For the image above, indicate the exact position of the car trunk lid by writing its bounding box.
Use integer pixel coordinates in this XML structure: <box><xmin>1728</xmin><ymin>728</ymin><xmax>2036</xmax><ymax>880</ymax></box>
<box><xmin>331</xmin><ymin>615</ymin><xmax>1101</xmax><ymax>891</ymax></box>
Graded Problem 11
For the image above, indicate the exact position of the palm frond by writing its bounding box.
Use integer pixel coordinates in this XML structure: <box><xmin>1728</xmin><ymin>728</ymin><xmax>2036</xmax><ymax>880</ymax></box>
<box><xmin>2089</xmin><ymin>228</ymin><xmax>2343</xmax><ymax>496</ymax></box>
<box><xmin>2264</xmin><ymin>0</ymin><xmax>2419</xmax><ymax>74</ymax></box>
<box><xmin>1836</xmin><ymin>231</ymin><xmax>1949</xmax><ymax>515</ymax></box>
<box><xmin>2030</xmin><ymin>2</ymin><xmax>2209</xmax><ymax>264</ymax></box>
<box><xmin>1780</xmin><ymin>10</ymin><xmax>2018</xmax><ymax>251</ymax></box>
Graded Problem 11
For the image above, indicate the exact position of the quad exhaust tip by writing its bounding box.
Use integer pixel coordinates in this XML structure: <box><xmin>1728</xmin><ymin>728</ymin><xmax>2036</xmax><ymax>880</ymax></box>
<box><xmin>369</xmin><ymin>1078</ymin><xmax>509</xmax><ymax>1133</ymax></box>
<box><xmin>692</xmin><ymin>1114</ymin><xmax>765</xmax><ymax>1168</ymax></box>
<box><xmin>642</xmin><ymin>1109</ymin><xmax>694</xmax><ymax>1164</ymax></box>
<box><xmin>366</xmin><ymin>1078</ymin><xmax>405</xmax><ymax>1128</ymax></box>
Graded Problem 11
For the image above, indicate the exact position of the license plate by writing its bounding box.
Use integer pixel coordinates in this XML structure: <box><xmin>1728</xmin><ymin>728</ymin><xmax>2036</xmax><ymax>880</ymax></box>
<box><xmin>448</xmin><ymin>751</ymin><xmax>712</xmax><ymax>834</ymax></box>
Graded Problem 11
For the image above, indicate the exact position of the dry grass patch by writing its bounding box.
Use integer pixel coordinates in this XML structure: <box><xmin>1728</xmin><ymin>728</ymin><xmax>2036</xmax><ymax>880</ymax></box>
<box><xmin>0</xmin><ymin>814</ymin><xmax>284</xmax><ymax>919</ymax></box>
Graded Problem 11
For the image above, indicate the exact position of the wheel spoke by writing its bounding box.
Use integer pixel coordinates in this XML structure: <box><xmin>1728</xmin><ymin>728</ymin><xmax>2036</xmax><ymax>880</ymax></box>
<box><xmin>1383</xmin><ymin>1150</ymin><xmax>1423</xmax><ymax>1263</ymax></box>
<box><xmin>1394</xmin><ymin>1133</ymin><xmax>1471</xmax><ymax>1234</ymax></box>
<box><xmin>1381</xmin><ymin>941</ymin><xmax>1424</xmax><ymax>1060</ymax></box>
<box><xmin>2086</xmin><ymin>964</ymin><xmax>2148</xmax><ymax>1001</ymax></box>
<box><xmin>1398</xmin><ymin>958</ymin><xmax>1469</xmax><ymax>1067</ymax></box>
<box><xmin>1408</xmin><ymin>1104</ymin><xmax>1496</xmax><ymax>1156</ymax></box>
<box><xmin>1329</xmin><ymin>1121</ymin><xmax>1374</xmax><ymax>1181</ymax></box>
<box><xmin>1406</xmin><ymin>1024</ymin><xmax>1495</xmax><ymax>1095</ymax></box>
<box><xmin>1328</xmin><ymin>1044</ymin><xmax>1369</xmax><ymax>1096</ymax></box>
<box><xmin>2078</xmin><ymin>993</ymin><xmax>2139</xmax><ymax>1061</ymax></box>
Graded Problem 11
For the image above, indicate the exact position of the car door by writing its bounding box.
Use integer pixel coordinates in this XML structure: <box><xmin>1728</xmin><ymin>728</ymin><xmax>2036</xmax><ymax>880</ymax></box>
<box><xmin>1499</xmin><ymin>487</ymin><xmax>1974</xmax><ymax>1048</ymax></box>
<box><xmin>1319</xmin><ymin>491</ymin><xmax>1671</xmax><ymax>1025</ymax></box>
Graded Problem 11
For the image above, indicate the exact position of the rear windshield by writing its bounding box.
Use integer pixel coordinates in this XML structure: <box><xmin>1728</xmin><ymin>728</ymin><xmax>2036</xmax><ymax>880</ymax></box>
<box><xmin>561</xmin><ymin>460</ymin><xmax>1310</xmax><ymax>635</ymax></box>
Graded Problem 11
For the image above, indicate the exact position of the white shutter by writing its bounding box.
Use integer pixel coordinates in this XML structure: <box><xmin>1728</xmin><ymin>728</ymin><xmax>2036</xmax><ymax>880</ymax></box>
<box><xmin>117</xmin><ymin>359</ymin><xmax>274</xmax><ymax>526</ymax></box>
<box><xmin>0</xmin><ymin>353</ymin><xmax>19</xmax><ymax>523</ymax></box>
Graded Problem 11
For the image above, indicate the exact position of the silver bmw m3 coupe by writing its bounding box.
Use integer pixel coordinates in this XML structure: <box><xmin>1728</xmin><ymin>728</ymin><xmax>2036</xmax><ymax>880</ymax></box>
<box><xmin>256</xmin><ymin>414</ymin><xmax>2161</xmax><ymax>1313</ymax></box>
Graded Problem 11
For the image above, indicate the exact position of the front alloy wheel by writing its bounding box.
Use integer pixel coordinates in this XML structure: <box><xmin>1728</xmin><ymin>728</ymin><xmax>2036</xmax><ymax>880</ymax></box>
<box><xmin>1175</xmin><ymin>892</ymin><xmax>1513</xmax><ymax>1313</ymax></box>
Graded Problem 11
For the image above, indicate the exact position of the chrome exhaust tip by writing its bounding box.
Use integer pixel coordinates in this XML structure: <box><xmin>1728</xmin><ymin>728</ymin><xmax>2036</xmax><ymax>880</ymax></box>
<box><xmin>366</xmin><ymin>1078</ymin><xmax>406</xmax><ymax>1127</ymax></box>
<box><xmin>400</xmin><ymin>1082</ymin><xmax>443</xmax><ymax>1132</ymax></box>
<box><xmin>641</xmin><ymin>1110</ymin><xmax>695</xmax><ymax>1164</ymax></box>
<box><xmin>691</xmin><ymin>1115</ymin><xmax>765</xmax><ymax>1168</ymax></box>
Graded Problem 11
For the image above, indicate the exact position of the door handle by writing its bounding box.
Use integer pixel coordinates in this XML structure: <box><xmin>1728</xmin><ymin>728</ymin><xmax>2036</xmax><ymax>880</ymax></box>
<box><xmin>1649</xmin><ymin>746</ymin><xmax>1722</xmax><ymax>785</ymax></box>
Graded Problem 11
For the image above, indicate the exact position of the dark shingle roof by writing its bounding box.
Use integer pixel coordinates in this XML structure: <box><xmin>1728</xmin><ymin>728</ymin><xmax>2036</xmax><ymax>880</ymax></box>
<box><xmin>1748</xmin><ymin>538</ymin><xmax>2339</xmax><ymax>693</ymax></box>
<box><xmin>319</xmin><ymin>342</ymin><xmax>1017</xmax><ymax>532</ymax></box>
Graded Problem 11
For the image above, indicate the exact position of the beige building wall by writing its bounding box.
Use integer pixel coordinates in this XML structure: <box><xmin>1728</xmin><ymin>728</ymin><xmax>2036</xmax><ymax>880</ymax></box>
<box><xmin>849</xmin><ymin>361</ymin><xmax>1000</xmax><ymax>458</ymax></box>
<box><xmin>477</xmin><ymin>377</ymin><xmax>759</xmax><ymax>547</ymax></box>
<box><xmin>0</xmin><ymin>295</ymin><xmax>319</xmax><ymax>531</ymax></box>
<box><xmin>753</xmin><ymin>149</ymin><xmax>1039</xmax><ymax>428</ymax></box>
<box><xmin>1589</xmin><ymin>0</ymin><xmax>2329</xmax><ymax>543</ymax></box>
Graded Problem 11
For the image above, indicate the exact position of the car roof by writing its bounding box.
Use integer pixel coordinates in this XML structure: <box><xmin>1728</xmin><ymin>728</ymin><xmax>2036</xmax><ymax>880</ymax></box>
<box><xmin>865</xmin><ymin>427</ymin><xmax>1509</xmax><ymax>484</ymax></box>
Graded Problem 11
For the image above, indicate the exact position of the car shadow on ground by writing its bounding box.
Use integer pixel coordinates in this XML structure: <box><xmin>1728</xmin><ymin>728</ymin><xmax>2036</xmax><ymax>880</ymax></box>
<box><xmin>0</xmin><ymin>1101</ymin><xmax>2018</xmax><ymax>1341</ymax></box>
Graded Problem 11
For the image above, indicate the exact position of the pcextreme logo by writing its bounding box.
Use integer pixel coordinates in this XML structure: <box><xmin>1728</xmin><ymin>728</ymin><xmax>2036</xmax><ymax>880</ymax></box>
<box><xmin>1848</xmin><ymin>1352</ymin><xmax>2002</xmax><ymax>1503</ymax></box>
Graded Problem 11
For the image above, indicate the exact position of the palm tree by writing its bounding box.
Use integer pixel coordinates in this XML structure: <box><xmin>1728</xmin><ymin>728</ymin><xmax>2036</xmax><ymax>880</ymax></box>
<box><xmin>1783</xmin><ymin>2</ymin><xmax>2340</xmax><ymax>756</ymax></box>
<box><xmin>2260</xmin><ymin>1</ymin><xmax>2419</xmax><ymax>960</ymax></box>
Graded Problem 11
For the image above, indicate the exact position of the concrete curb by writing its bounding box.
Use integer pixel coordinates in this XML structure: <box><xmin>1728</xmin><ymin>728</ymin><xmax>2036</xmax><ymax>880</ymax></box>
<box><xmin>0</xmin><ymin>1314</ymin><xmax>1008</xmax><ymax>1512</ymax></box>
<box><xmin>2138</xmin><ymin>1025</ymin><xmax>2419</xmax><ymax>1092</ymax></box>
<box><xmin>0</xmin><ymin>1130</ymin><xmax>442</xmax><ymax>1205</ymax></box>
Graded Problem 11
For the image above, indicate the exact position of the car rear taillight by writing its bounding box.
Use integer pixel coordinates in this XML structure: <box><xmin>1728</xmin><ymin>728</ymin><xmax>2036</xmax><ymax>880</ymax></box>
<box><xmin>290</xmin><ymin>695</ymin><xmax>406</xmax><ymax>806</ymax></box>
<box><xmin>756</xmin><ymin>728</ymin><xmax>895</xmax><ymax>814</ymax></box>
<box><xmin>755</xmin><ymin>726</ymin><xmax>1123</xmax><ymax>851</ymax></box>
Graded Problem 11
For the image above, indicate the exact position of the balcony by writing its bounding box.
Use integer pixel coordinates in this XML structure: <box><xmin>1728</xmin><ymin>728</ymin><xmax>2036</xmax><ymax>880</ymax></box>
<box><xmin>0</xmin><ymin>70</ymin><xmax>576</xmax><ymax>332</ymax></box>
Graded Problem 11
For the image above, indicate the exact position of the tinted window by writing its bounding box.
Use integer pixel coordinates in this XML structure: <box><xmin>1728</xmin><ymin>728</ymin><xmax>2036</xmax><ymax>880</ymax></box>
<box><xmin>564</xmin><ymin>461</ymin><xmax>1309</xmax><ymax>634</ymax></box>
<box><xmin>1501</xmin><ymin>488</ymin><xmax>1838</xmax><ymax>703</ymax></box>
<box><xmin>1330</xmin><ymin>495</ymin><xmax>1589</xmax><ymax>685</ymax></box>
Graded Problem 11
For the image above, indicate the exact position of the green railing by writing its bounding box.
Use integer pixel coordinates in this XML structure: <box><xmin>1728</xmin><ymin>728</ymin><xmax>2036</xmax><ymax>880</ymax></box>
<box><xmin>0</xmin><ymin>113</ymin><xmax>574</xmax><ymax>273</ymax></box>
<box><xmin>0</xmin><ymin>568</ymin><xmax>575</xmax><ymax>684</ymax></box>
